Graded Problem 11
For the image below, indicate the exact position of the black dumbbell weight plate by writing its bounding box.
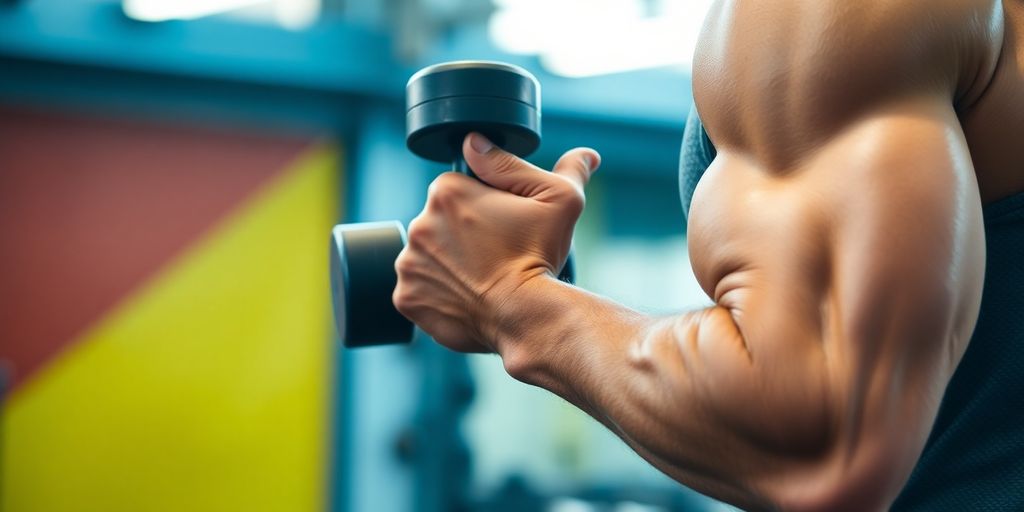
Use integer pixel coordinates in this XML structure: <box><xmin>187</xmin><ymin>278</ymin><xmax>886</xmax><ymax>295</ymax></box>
<box><xmin>330</xmin><ymin>221</ymin><xmax>415</xmax><ymax>348</ymax></box>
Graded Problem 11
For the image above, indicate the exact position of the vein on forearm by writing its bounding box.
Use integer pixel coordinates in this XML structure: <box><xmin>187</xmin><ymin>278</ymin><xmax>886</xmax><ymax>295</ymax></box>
<box><xmin>497</xmin><ymin>277</ymin><xmax>834</xmax><ymax>506</ymax></box>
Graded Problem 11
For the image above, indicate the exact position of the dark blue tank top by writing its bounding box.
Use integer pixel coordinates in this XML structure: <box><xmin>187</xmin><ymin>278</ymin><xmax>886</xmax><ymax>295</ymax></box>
<box><xmin>679</xmin><ymin>107</ymin><xmax>1024</xmax><ymax>509</ymax></box>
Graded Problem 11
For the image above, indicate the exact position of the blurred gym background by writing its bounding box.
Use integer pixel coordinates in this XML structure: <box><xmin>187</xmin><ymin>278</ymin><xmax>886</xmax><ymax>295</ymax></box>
<box><xmin>0</xmin><ymin>0</ymin><xmax>732</xmax><ymax>510</ymax></box>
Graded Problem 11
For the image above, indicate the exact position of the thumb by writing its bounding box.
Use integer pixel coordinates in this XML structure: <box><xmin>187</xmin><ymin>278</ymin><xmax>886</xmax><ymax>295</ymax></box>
<box><xmin>551</xmin><ymin>147</ymin><xmax>600</xmax><ymax>192</ymax></box>
<box><xmin>462</xmin><ymin>133</ymin><xmax>557</xmax><ymax>198</ymax></box>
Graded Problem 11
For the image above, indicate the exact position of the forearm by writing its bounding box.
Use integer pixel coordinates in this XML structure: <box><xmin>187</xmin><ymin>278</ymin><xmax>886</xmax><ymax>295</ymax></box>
<box><xmin>491</xmin><ymin>274</ymin><xmax>825</xmax><ymax>509</ymax></box>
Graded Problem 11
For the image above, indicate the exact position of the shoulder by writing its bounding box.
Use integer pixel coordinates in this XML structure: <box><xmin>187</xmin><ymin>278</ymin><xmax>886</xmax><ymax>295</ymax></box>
<box><xmin>692</xmin><ymin>0</ymin><xmax>1004</xmax><ymax>164</ymax></box>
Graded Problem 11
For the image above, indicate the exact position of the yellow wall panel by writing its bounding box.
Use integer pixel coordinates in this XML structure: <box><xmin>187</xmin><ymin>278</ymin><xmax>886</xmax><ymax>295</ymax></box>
<box><xmin>2</xmin><ymin>144</ymin><xmax>339</xmax><ymax>512</ymax></box>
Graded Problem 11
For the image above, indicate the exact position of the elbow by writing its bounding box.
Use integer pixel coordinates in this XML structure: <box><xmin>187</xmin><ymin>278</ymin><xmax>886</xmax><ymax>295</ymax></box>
<box><xmin>762</xmin><ymin>416</ymin><xmax>918</xmax><ymax>512</ymax></box>
<box><xmin>771</xmin><ymin>459</ymin><xmax>906</xmax><ymax>512</ymax></box>
<box><xmin>728</xmin><ymin>373</ymin><xmax>916</xmax><ymax>511</ymax></box>
<box><xmin>691</xmin><ymin>330</ymin><xmax>917</xmax><ymax>509</ymax></box>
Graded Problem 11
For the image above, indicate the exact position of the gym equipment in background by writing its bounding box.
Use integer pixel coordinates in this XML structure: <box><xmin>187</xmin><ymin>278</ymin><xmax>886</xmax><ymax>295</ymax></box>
<box><xmin>330</xmin><ymin>61</ymin><xmax>573</xmax><ymax>348</ymax></box>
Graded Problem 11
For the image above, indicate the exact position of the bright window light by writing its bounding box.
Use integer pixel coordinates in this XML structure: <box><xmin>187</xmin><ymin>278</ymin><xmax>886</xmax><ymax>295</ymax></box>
<box><xmin>489</xmin><ymin>0</ymin><xmax>715</xmax><ymax>78</ymax></box>
<box><xmin>123</xmin><ymin>0</ymin><xmax>320</xmax><ymax>29</ymax></box>
<box><xmin>123</xmin><ymin>0</ymin><xmax>265</xmax><ymax>22</ymax></box>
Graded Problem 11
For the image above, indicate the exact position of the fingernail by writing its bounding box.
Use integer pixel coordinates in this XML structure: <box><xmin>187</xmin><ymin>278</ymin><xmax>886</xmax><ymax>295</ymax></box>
<box><xmin>470</xmin><ymin>133</ymin><xmax>494</xmax><ymax>154</ymax></box>
<box><xmin>582</xmin><ymin>154</ymin><xmax>594</xmax><ymax>171</ymax></box>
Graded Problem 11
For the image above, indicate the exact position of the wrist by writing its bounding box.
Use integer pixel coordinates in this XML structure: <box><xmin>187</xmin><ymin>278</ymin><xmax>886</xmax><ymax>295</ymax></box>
<box><xmin>488</xmin><ymin>273</ymin><xmax>649</xmax><ymax>385</ymax></box>
<box><xmin>489</xmin><ymin>273</ymin><xmax>575</xmax><ymax>382</ymax></box>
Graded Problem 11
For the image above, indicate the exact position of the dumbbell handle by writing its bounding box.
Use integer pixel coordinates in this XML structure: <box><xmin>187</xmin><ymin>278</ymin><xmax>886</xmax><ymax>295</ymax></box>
<box><xmin>453</xmin><ymin>154</ymin><xmax>475</xmax><ymax>179</ymax></box>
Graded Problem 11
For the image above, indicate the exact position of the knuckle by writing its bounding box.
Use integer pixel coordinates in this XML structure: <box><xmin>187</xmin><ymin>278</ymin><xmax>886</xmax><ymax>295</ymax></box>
<box><xmin>392</xmin><ymin>273</ymin><xmax>420</xmax><ymax>314</ymax></box>
<box><xmin>565</xmin><ymin>188</ymin><xmax>585</xmax><ymax>215</ymax></box>
<box><xmin>490</xmin><ymin>152</ymin><xmax>524</xmax><ymax>177</ymax></box>
<box><xmin>394</xmin><ymin>251</ymin><xmax>415</xmax><ymax>277</ymax></box>
<box><xmin>405</xmin><ymin>217</ymin><xmax>434</xmax><ymax>249</ymax></box>
<box><xmin>552</xmin><ymin>177</ymin><xmax>585</xmax><ymax>214</ymax></box>
<box><xmin>427</xmin><ymin>173</ymin><xmax>464</xmax><ymax>209</ymax></box>
<box><xmin>392</xmin><ymin>285</ymin><xmax>414</xmax><ymax>315</ymax></box>
<box><xmin>492</xmin><ymin>152</ymin><xmax>517</xmax><ymax>171</ymax></box>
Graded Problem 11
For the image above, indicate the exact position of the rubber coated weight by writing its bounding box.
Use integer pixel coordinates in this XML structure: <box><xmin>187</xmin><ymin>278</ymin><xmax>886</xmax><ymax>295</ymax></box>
<box><xmin>407</xmin><ymin>61</ymin><xmax>541</xmax><ymax>163</ymax></box>
<box><xmin>330</xmin><ymin>221</ymin><xmax>414</xmax><ymax>347</ymax></box>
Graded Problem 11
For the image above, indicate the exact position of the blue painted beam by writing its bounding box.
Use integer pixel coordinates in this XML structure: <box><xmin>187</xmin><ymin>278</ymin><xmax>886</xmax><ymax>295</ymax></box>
<box><xmin>0</xmin><ymin>1</ymin><xmax>406</xmax><ymax>99</ymax></box>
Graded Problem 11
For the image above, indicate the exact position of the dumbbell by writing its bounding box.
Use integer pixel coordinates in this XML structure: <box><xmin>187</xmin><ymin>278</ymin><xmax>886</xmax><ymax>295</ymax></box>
<box><xmin>330</xmin><ymin>61</ymin><xmax>574</xmax><ymax>348</ymax></box>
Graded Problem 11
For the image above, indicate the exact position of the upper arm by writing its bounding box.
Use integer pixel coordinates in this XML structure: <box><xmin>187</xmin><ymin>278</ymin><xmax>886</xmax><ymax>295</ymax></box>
<box><xmin>684</xmin><ymin>0</ymin><xmax>998</xmax><ymax>508</ymax></box>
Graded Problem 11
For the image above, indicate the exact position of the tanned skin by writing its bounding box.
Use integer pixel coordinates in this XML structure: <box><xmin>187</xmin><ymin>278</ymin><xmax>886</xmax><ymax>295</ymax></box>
<box><xmin>393</xmin><ymin>1</ymin><xmax>1019</xmax><ymax>510</ymax></box>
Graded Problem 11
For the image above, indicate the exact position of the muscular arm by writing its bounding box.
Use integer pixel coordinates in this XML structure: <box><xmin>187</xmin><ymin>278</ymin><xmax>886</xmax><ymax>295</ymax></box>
<box><xmin>492</xmin><ymin>1</ymin><xmax>1000</xmax><ymax>509</ymax></box>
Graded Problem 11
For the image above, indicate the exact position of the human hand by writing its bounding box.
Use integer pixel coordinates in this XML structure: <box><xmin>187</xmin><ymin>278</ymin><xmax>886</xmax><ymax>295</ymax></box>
<box><xmin>393</xmin><ymin>133</ymin><xmax>599</xmax><ymax>352</ymax></box>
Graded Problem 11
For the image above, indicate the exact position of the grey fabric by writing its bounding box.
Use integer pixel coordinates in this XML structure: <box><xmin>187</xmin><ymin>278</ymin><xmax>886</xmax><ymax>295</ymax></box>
<box><xmin>893</xmin><ymin>193</ymin><xmax>1024</xmax><ymax>510</ymax></box>
<box><xmin>679</xmin><ymin>104</ymin><xmax>717</xmax><ymax>223</ymax></box>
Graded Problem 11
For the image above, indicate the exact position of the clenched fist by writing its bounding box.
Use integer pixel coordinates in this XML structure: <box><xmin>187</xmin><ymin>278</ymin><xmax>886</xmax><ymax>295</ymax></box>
<box><xmin>393</xmin><ymin>132</ymin><xmax>600</xmax><ymax>353</ymax></box>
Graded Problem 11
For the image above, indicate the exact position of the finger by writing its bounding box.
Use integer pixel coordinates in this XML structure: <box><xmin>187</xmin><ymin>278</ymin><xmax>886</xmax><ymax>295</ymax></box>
<box><xmin>462</xmin><ymin>132</ymin><xmax>557</xmax><ymax>198</ymax></box>
<box><xmin>426</xmin><ymin>171</ymin><xmax>485</xmax><ymax>212</ymax></box>
<box><xmin>551</xmin><ymin>147</ymin><xmax>601</xmax><ymax>192</ymax></box>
